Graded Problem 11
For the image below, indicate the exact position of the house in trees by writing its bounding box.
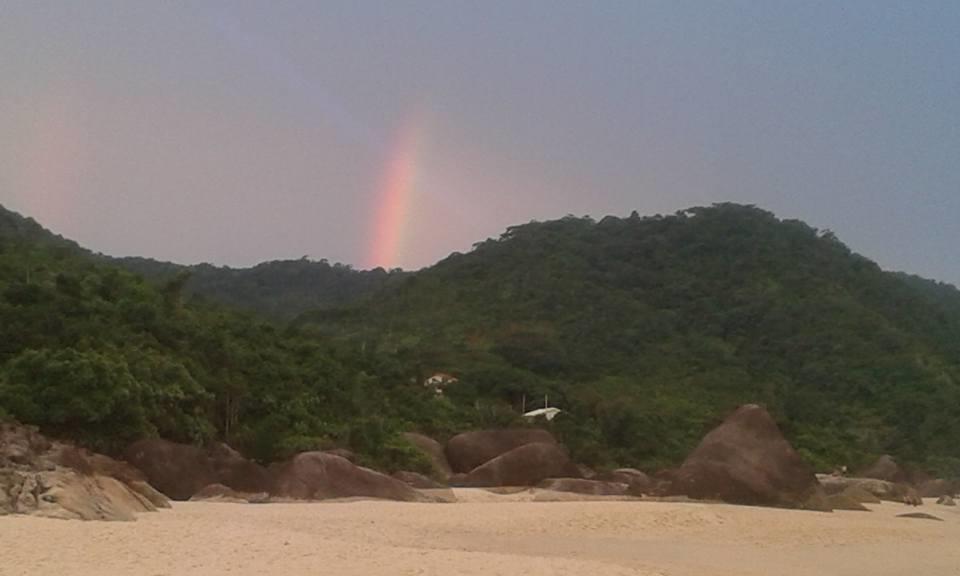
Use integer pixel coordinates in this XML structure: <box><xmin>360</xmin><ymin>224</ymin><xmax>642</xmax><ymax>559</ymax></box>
<box><xmin>424</xmin><ymin>372</ymin><xmax>458</xmax><ymax>395</ymax></box>
<box><xmin>522</xmin><ymin>407</ymin><xmax>563</xmax><ymax>422</ymax></box>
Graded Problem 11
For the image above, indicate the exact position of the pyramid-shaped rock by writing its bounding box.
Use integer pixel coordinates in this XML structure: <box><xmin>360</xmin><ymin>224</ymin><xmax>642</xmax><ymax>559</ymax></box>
<box><xmin>670</xmin><ymin>404</ymin><xmax>828</xmax><ymax>510</ymax></box>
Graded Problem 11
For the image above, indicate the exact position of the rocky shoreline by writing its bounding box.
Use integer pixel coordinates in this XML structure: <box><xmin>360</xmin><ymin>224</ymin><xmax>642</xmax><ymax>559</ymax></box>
<box><xmin>3</xmin><ymin>404</ymin><xmax>957</xmax><ymax>521</ymax></box>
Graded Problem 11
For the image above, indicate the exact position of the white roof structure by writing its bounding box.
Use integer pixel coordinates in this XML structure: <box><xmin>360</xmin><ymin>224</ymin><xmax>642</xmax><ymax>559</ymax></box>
<box><xmin>522</xmin><ymin>407</ymin><xmax>562</xmax><ymax>421</ymax></box>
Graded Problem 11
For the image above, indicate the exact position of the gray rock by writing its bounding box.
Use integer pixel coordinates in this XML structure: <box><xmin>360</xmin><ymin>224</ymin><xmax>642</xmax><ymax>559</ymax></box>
<box><xmin>669</xmin><ymin>405</ymin><xmax>828</xmax><ymax>510</ymax></box>
<box><xmin>919</xmin><ymin>479</ymin><xmax>958</xmax><ymax>498</ymax></box>
<box><xmin>858</xmin><ymin>455</ymin><xmax>908</xmax><ymax>483</ymax></box>
<box><xmin>124</xmin><ymin>438</ymin><xmax>217</xmax><ymax>501</ymax></box>
<box><xmin>538</xmin><ymin>478</ymin><xmax>629</xmax><ymax>496</ymax></box>
<box><xmin>445</xmin><ymin>429</ymin><xmax>557</xmax><ymax>474</ymax></box>
<box><xmin>597</xmin><ymin>468</ymin><xmax>652</xmax><ymax>495</ymax></box>
<box><xmin>0</xmin><ymin>423</ymin><xmax>166</xmax><ymax>521</ymax></box>
<box><xmin>461</xmin><ymin>442</ymin><xmax>581</xmax><ymax>487</ymax></box>
<box><xmin>936</xmin><ymin>495</ymin><xmax>956</xmax><ymax>506</ymax></box>
<box><xmin>817</xmin><ymin>475</ymin><xmax>920</xmax><ymax>504</ymax></box>
<box><xmin>269</xmin><ymin>452</ymin><xmax>422</xmax><ymax>502</ymax></box>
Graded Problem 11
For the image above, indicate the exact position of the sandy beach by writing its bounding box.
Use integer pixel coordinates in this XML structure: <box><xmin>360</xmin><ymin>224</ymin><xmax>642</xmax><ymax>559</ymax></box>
<box><xmin>2</xmin><ymin>491</ymin><xmax>958</xmax><ymax>576</ymax></box>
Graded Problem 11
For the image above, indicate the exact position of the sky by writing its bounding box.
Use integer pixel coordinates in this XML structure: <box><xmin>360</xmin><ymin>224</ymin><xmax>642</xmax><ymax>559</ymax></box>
<box><xmin>1</xmin><ymin>1</ymin><xmax>958</xmax><ymax>283</ymax></box>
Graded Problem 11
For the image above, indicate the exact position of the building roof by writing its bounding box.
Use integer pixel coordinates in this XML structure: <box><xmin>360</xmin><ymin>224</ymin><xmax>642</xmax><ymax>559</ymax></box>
<box><xmin>522</xmin><ymin>407</ymin><xmax>563</xmax><ymax>421</ymax></box>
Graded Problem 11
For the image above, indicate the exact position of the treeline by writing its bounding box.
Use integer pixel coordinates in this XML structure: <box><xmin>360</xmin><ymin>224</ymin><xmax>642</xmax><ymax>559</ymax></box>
<box><xmin>112</xmin><ymin>256</ymin><xmax>405</xmax><ymax>321</ymax></box>
<box><xmin>300</xmin><ymin>204</ymin><xmax>960</xmax><ymax>475</ymax></box>
<box><xmin>5</xmin><ymin>203</ymin><xmax>960</xmax><ymax>477</ymax></box>
<box><xmin>0</xmin><ymin>206</ymin><xmax>464</xmax><ymax>472</ymax></box>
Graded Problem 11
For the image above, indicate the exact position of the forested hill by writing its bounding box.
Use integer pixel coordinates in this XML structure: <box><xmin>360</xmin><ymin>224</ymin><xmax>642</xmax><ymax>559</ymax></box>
<box><xmin>114</xmin><ymin>256</ymin><xmax>405</xmax><ymax>321</ymax></box>
<box><xmin>0</xmin><ymin>205</ymin><xmax>82</xmax><ymax>252</ymax></box>
<box><xmin>0</xmin><ymin>205</ymin><xmax>398</xmax><ymax>320</ymax></box>
<box><xmin>300</xmin><ymin>204</ymin><xmax>960</xmax><ymax>474</ymax></box>
<box><xmin>4</xmin><ymin>201</ymin><xmax>960</xmax><ymax>476</ymax></box>
<box><xmin>0</xmin><ymin>203</ymin><xmax>454</xmax><ymax>471</ymax></box>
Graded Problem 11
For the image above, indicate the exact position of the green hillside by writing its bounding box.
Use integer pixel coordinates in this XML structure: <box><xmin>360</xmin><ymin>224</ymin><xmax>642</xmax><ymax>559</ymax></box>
<box><xmin>300</xmin><ymin>204</ymin><xmax>960</xmax><ymax>474</ymax></box>
<box><xmin>4</xmin><ymin>202</ymin><xmax>960</xmax><ymax>476</ymax></box>
<box><xmin>0</xmin><ymin>205</ymin><xmax>445</xmax><ymax>471</ymax></box>
<box><xmin>114</xmin><ymin>256</ymin><xmax>404</xmax><ymax>322</ymax></box>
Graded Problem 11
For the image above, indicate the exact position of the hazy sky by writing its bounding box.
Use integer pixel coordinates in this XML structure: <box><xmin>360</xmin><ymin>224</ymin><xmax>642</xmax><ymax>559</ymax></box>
<box><xmin>1</xmin><ymin>2</ymin><xmax>958</xmax><ymax>282</ymax></box>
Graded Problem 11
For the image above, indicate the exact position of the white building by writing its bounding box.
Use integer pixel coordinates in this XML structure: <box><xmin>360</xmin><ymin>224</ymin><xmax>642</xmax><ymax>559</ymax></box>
<box><xmin>424</xmin><ymin>372</ymin><xmax>458</xmax><ymax>395</ymax></box>
<box><xmin>522</xmin><ymin>407</ymin><xmax>563</xmax><ymax>421</ymax></box>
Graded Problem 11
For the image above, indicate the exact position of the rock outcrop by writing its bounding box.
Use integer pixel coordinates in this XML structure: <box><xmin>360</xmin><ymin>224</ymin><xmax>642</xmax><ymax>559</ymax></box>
<box><xmin>269</xmin><ymin>452</ymin><xmax>422</xmax><ymax>501</ymax></box>
<box><xmin>190</xmin><ymin>483</ymin><xmax>269</xmax><ymax>503</ymax></box>
<box><xmin>918</xmin><ymin>479</ymin><xmax>958</xmax><ymax>498</ymax></box>
<box><xmin>826</xmin><ymin>492</ymin><xmax>870</xmax><ymax>511</ymax></box>
<box><xmin>936</xmin><ymin>495</ymin><xmax>956</xmax><ymax>506</ymax></box>
<box><xmin>445</xmin><ymin>429</ymin><xmax>557</xmax><ymax>474</ymax></box>
<box><xmin>393</xmin><ymin>471</ymin><xmax>445</xmax><ymax>489</ymax></box>
<box><xmin>125</xmin><ymin>439</ymin><xmax>218</xmax><ymax>501</ymax></box>
<box><xmin>597</xmin><ymin>468</ymin><xmax>652</xmax><ymax>494</ymax></box>
<box><xmin>838</xmin><ymin>484</ymin><xmax>882</xmax><ymax>504</ymax></box>
<box><xmin>461</xmin><ymin>442</ymin><xmax>581</xmax><ymax>487</ymax></box>
<box><xmin>403</xmin><ymin>432</ymin><xmax>452</xmax><ymax>480</ymax></box>
<box><xmin>858</xmin><ymin>455</ymin><xmax>909</xmax><ymax>484</ymax></box>
<box><xmin>538</xmin><ymin>478</ymin><xmax>629</xmax><ymax>496</ymax></box>
<box><xmin>817</xmin><ymin>475</ymin><xmax>921</xmax><ymax>505</ymax></box>
<box><xmin>127</xmin><ymin>480</ymin><xmax>171</xmax><ymax>508</ymax></box>
<box><xmin>669</xmin><ymin>404</ymin><xmax>827</xmax><ymax>510</ymax></box>
<box><xmin>125</xmin><ymin>439</ymin><xmax>271</xmax><ymax>500</ymax></box>
<box><xmin>0</xmin><ymin>423</ymin><xmax>167</xmax><ymax>521</ymax></box>
<box><xmin>207</xmin><ymin>443</ymin><xmax>271</xmax><ymax>494</ymax></box>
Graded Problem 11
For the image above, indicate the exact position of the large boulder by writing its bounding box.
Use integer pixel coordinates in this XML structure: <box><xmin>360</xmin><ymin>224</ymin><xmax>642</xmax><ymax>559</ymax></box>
<box><xmin>1</xmin><ymin>470</ymin><xmax>158</xmax><ymax>521</ymax></box>
<box><xmin>54</xmin><ymin>446</ymin><xmax>146</xmax><ymax>484</ymax></box>
<box><xmin>269</xmin><ymin>452</ymin><xmax>421</xmax><ymax>501</ymax></box>
<box><xmin>901</xmin><ymin>485</ymin><xmax>923</xmax><ymax>506</ymax></box>
<box><xmin>0</xmin><ymin>423</ymin><xmax>164</xmax><ymax>521</ymax></box>
<box><xmin>207</xmin><ymin>443</ymin><xmax>271</xmax><ymax>493</ymax></box>
<box><xmin>669</xmin><ymin>404</ymin><xmax>827</xmax><ymax>510</ymax></box>
<box><xmin>918</xmin><ymin>478</ymin><xmax>958</xmax><ymax>498</ymax></box>
<box><xmin>403</xmin><ymin>432</ymin><xmax>452</xmax><ymax>480</ymax></box>
<box><xmin>125</xmin><ymin>439</ymin><xmax>217</xmax><ymax>500</ymax></box>
<box><xmin>936</xmin><ymin>495</ymin><xmax>956</xmax><ymax>506</ymax></box>
<box><xmin>125</xmin><ymin>439</ymin><xmax>270</xmax><ymax>500</ymax></box>
<box><xmin>445</xmin><ymin>428</ymin><xmax>557</xmax><ymax>474</ymax></box>
<box><xmin>538</xmin><ymin>478</ymin><xmax>629</xmax><ymax>496</ymax></box>
<box><xmin>858</xmin><ymin>455</ymin><xmax>909</xmax><ymax>483</ymax></box>
<box><xmin>51</xmin><ymin>441</ymin><xmax>170</xmax><ymax>510</ymax></box>
<box><xmin>461</xmin><ymin>442</ymin><xmax>581</xmax><ymax>487</ymax></box>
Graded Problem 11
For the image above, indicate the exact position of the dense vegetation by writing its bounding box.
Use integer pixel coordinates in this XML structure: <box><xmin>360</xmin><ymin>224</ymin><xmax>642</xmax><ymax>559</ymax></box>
<box><xmin>4</xmin><ymin>202</ymin><xmax>960</xmax><ymax>477</ymax></box>
<box><xmin>0</xmin><ymin>205</ymin><xmax>451</xmax><ymax>472</ymax></box>
<box><xmin>113</xmin><ymin>256</ymin><xmax>403</xmax><ymax>321</ymax></box>
<box><xmin>300</xmin><ymin>204</ymin><xmax>960</xmax><ymax>475</ymax></box>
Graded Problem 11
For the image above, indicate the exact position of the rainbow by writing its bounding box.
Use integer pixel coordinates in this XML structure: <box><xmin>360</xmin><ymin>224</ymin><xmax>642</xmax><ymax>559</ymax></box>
<box><xmin>367</xmin><ymin>116</ymin><xmax>422</xmax><ymax>269</ymax></box>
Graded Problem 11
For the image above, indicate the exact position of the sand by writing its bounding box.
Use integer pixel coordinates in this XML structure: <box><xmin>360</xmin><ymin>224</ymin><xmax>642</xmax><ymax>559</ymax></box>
<box><xmin>2</xmin><ymin>491</ymin><xmax>959</xmax><ymax>576</ymax></box>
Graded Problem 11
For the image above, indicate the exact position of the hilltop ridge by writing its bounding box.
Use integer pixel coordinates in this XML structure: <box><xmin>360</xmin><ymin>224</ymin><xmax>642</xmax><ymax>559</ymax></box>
<box><xmin>2</xmin><ymin>202</ymin><xmax>960</xmax><ymax>474</ymax></box>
